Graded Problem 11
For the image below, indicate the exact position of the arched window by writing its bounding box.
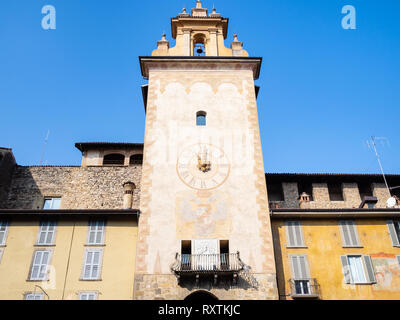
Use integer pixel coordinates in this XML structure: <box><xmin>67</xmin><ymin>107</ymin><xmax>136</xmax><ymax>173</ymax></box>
<box><xmin>129</xmin><ymin>154</ymin><xmax>143</xmax><ymax>165</ymax></box>
<box><xmin>103</xmin><ymin>153</ymin><xmax>125</xmax><ymax>166</ymax></box>
<box><xmin>196</xmin><ymin>111</ymin><xmax>207</xmax><ymax>126</ymax></box>
<box><xmin>193</xmin><ymin>34</ymin><xmax>206</xmax><ymax>56</ymax></box>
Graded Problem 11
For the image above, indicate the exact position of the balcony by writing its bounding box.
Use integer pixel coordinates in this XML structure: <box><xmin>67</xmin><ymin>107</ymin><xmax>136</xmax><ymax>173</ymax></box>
<box><xmin>171</xmin><ymin>252</ymin><xmax>245</xmax><ymax>285</ymax></box>
<box><xmin>288</xmin><ymin>278</ymin><xmax>319</xmax><ymax>299</ymax></box>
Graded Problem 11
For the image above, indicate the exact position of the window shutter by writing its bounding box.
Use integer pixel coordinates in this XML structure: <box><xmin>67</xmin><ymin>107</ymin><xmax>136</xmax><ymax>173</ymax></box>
<box><xmin>87</xmin><ymin>221</ymin><xmax>105</xmax><ymax>245</ymax></box>
<box><xmin>82</xmin><ymin>249</ymin><xmax>103</xmax><ymax>280</ymax></box>
<box><xmin>387</xmin><ymin>220</ymin><xmax>400</xmax><ymax>246</ymax></box>
<box><xmin>340</xmin><ymin>221</ymin><xmax>360</xmax><ymax>247</ymax></box>
<box><xmin>30</xmin><ymin>250</ymin><xmax>51</xmax><ymax>280</ymax></box>
<box><xmin>363</xmin><ymin>255</ymin><xmax>376</xmax><ymax>284</ymax></box>
<box><xmin>290</xmin><ymin>255</ymin><xmax>310</xmax><ymax>280</ymax></box>
<box><xmin>340</xmin><ymin>255</ymin><xmax>351</xmax><ymax>284</ymax></box>
<box><xmin>0</xmin><ymin>222</ymin><xmax>8</xmax><ymax>245</ymax></box>
<box><xmin>286</xmin><ymin>221</ymin><xmax>305</xmax><ymax>247</ymax></box>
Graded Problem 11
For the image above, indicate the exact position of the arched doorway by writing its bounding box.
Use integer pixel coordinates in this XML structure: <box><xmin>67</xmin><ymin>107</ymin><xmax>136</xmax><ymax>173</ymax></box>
<box><xmin>184</xmin><ymin>291</ymin><xmax>219</xmax><ymax>302</ymax></box>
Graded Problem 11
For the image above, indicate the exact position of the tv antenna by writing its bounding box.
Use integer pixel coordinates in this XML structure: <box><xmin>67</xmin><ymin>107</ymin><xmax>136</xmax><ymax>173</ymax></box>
<box><xmin>366</xmin><ymin>136</ymin><xmax>391</xmax><ymax>196</ymax></box>
<box><xmin>40</xmin><ymin>130</ymin><xmax>50</xmax><ymax>165</ymax></box>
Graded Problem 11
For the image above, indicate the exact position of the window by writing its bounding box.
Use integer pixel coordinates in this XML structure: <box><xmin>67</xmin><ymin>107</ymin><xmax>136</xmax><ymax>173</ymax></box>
<box><xmin>25</xmin><ymin>293</ymin><xmax>43</xmax><ymax>300</ymax></box>
<box><xmin>290</xmin><ymin>255</ymin><xmax>311</xmax><ymax>295</ymax></box>
<box><xmin>286</xmin><ymin>221</ymin><xmax>306</xmax><ymax>248</ymax></box>
<box><xmin>0</xmin><ymin>221</ymin><xmax>9</xmax><ymax>246</ymax></box>
<box><xmin>267</xmin><ymin>182</ymin><xmax>285</xmax><ymax>202</ymax></box>
<box><xmin>358</xmin><ymin>182</ymin><xmax>373</xmax><ymax>200</ymax></box>
<box><xmin>43</xmin><ymin>198</ymin><xmax>61</xmax><ymax>209</ymax></box>
<box><xmin>82</xmin><ymin>249</ymin><xmax>103</xmax><ymax>280</ymax></box>
<box><xmin>298</xmin><ymin>182</ymin><xmax>314</xmax><ymax>201</ymax></box>
<box><xmin>196</xmin><ymin>111</ymin><xmax>206</xmax><ymax>126</ymax></box>
<box><xmin>103</xmin><ymin>153</ymin><xmax>125</xmax><ymax>166</ymax></box>
<box><xmin>79</xmin><ymin>292</ymin><xmax>98</xmax><ymax>300</ymax></box>
<box><xmin>339</xmin><ymin>220</ymin><xmax>361</xmax><ymax>247</ymax></box>
<box><xmin>29</xmin><ymin>250</ymin><xmax>51</xmax><ymax>281</ymax></box>
<box><xmin>328</xmin><ymin>183</ymin><xmax>344</xmax><ymax>201</ymax></box>
<box><xmin>87</xmin><ymin>221</ymin><xmax>105</xmax><ymax>245</ymax></box>
<box><xmin>387</xmin><ymin>220</ymin><xmax>400</xmax><ymax>247</ymax></box>
<box><xmin>37</xmin><ymin>221</ymin><xmax>57</xmax><ymax>245</ymax></box>
<box><xmin>340</xmin><ymin>255</ymin><xmax>376</xmax><ymax>284</ymax></box>
<box><xmin>129</xmin><ymin>154</ymin><xmax>143</xmax><ymax>165</ymax></box>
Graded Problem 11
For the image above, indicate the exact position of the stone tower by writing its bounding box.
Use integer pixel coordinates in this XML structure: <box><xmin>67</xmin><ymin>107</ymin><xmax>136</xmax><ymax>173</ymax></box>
<box><xmin>134</xmin><ymin>1</ymin><xmax>278</xmax><ymax>300</ymax></box>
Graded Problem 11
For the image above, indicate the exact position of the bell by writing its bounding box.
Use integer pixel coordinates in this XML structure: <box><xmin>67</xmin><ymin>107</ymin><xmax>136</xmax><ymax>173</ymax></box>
<box><xmin>197</xmin><ymin>48</ymin><xmax>203</xmax><ymax>55</ymax></box>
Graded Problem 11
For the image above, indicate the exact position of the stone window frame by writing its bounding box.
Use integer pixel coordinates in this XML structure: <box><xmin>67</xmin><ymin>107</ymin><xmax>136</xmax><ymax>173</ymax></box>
<box><xmin>27</xmin><ymin>248</ymin><xmax>54</xmax><ymax>282</ymax></box>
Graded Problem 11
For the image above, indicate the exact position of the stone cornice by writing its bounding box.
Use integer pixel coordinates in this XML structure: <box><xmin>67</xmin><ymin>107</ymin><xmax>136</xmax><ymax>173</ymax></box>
<box><xmin>139</xmin><ymin>56</ymin><xmax>262</xmax><ymax>80</ymax></box>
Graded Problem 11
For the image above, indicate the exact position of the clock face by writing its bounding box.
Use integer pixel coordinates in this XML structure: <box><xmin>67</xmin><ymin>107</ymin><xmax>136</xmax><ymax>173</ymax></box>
<box><xmin>177</xmin><ymin>143</ymin><xmax>230</xmax><ymax>190</ymax></box>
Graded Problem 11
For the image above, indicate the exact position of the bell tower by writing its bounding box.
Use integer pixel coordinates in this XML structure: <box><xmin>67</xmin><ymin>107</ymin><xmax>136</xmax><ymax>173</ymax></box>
<box><xmin>134</xmin><ymin>1</ymin><xmax>278</xmax><ymax>300</ymax></box>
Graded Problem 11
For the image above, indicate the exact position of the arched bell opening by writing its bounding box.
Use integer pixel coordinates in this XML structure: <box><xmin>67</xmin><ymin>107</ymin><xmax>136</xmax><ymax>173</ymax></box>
<box><xmin>184</xmin><ymin>290</ymin><xmax>219</xmax><ymax>302</ymax></box>
<box><xmin>193</xmin><ymin>33</ymin><xmax>207</xmax><ymax>56</ymax></box>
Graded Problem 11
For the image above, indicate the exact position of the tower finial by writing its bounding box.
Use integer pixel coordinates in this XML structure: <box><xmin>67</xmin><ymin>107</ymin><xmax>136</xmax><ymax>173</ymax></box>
<box><xmin>196</xmin><ymin>0</ymin><xmax>202</xmax><ymax>9</ymax></box>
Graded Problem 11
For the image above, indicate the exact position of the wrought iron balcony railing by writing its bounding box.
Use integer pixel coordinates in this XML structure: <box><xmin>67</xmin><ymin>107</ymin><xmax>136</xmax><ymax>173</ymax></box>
<box><xmin>288</xmin><ymin>278</ymin><xmax>319</xmax><ymax>299</ymax></box>
<box><xmin>171</xmin><ymin>252</ymin><xmax>244</xmax><ymax>275</ymax></box>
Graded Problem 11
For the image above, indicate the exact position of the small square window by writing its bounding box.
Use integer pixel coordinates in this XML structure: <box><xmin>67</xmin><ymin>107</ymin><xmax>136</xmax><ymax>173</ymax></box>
<box><xmin>43</xmin><ymin>198</ymin><xmax>61</xmax><ymax>209</ymax></box>
<box><xmin>79</xmin><ymin>292</ymin><xmax>98</xmax><ymax>300</ymax></box>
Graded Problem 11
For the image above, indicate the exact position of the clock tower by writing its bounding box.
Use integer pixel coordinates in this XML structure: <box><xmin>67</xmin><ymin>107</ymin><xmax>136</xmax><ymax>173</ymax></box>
<box><xmin>134</xmin><ymin>1</ymin><xmax>278</xmax><ymax>300</ymax></box>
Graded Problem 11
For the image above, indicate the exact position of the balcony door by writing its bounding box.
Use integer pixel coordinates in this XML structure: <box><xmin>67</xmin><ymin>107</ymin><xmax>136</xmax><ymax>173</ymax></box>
<box><xmin>193</xmin><ymin>239</ymin><xmax>219</xmax><ymax>270</ymax></box>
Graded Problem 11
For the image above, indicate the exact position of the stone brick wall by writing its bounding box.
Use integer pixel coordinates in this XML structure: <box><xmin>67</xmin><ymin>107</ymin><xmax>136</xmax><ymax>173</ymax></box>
<box><xmin>272</xmin><ymin>181</ymin><xmax>391</xmax><ymax>210</ymax></box>
<box><xmin>133</xmin><ymin>273</ymin><xmax>278</xmax><ymax>300</ymax></box>
<box><xmin>2</xmin><ymin>165</ymin><xmax>142</xmax><ymax>210</ymax></box>
<box><xmin>0</xmin><ymin>149</ymin><xmax>16</xmax><ymax>207</ymax></box>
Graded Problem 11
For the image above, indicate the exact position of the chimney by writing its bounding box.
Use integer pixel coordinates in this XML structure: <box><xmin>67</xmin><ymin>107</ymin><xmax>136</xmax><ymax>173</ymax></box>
<box><xmin>123</xmin><ymin>182</ymin><xmax>136</xmax><ymax>209</ymax></box>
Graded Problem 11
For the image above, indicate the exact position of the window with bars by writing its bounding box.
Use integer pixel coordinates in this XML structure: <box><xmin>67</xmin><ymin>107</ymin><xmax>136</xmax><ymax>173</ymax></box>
<box><xmin>87</xmin><ymin>221</ymin><xmax>105</xmax><ymax>245</ymax></box>
<box><xmin>79</xmin><ymin>292</ymin><xmax>98</xmax><ymax>300</ymax></box>
<box><xmin>0</xmin><ymin>221</ymin><xmax>9</xmax><ymax>246</ymax></box>
<box><xmin>286</xmin><ymin>221</ymin><xmax>306</xmax><ymax>247</ymax></box>
<box><xmin>339</xmin><ymin>220</ymin><xmax>361</xmax><ymax>247</ymax></box>
<box><xmin>387</xmin><ymin>220</ymin><xmax>400</xmax><ymax>247</ymax></box>
<box><xmin>43</xmin><ymin>197</ymin><xmax>61</xmax><ymax>209</ymax></box>
<box><xmin>340</xmin><ymin>255</ymin><xmax>376</xmax><ymax>284</ymax></box>
<box><xmin>25</xmin><ymin>293</ymin><xmax>44</xmax><ymax>300</ymax></box>
<box><xmin>37</xmin><ymin>221</ymin><xmax>57</xmax><ymax>245</ymax></box>
<box><xmin>81</xmin><ymin>249</ymin><xmax>103</xmax><ymax>280</ymax></box>
<box><xmin>29</xmin><ymin>250</ymin><xmax>51</xmax><ymax>281</ymax></box>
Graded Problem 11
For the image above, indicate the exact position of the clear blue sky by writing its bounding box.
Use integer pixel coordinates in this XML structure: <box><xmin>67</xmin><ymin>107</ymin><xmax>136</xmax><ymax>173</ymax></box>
<box><xmin>1</xmin><ymin>0</ymin><xmax>399</xmax><ymax>174</ymax></box>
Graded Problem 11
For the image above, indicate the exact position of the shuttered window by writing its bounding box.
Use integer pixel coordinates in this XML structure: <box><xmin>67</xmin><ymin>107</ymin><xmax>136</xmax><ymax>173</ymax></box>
<box><xmin>37</xmin><ymin>221</ymin><xmax>57</xmax><ymax>245</ymax></box>
<box><xmin>387</xmin><ymin>220</ymin><xmax>400</xmax><ymax>247</ymax></box>
<box><xmin>340</xmin><ymin>255</ymin><xmax>376</xmax><ymax>284</ymax></box>
<box><xmin>286</xmin><ymin>221</ymin><xmax>306</xmax><ymax>247</ymax></box>
<box><xmin>82</xmin><ymin>249</ymin><xmax>103</xmax><ymax>280</ymax></box>
<box><xmin>339</xmin><ymin>220</ymin><xmax>361</xmax><ymax>247</ymax></box>
<box><xmin>79</xmin><ymin>292</ymin><xmax>98</xmax><ymax>300</ymax></box>
<box><xmin>290</xmin><ymin>255</ymin><xmax>310</xmax><ymax>280</ymax></box>
<box><xmin>87</xmin><ymin>221</ymin><xmax>105</xmax><ymax>245</ymax></box>
<box><xmin>0</xmin><ymin>221</ymin><xmax>9</xmax><ymax>246</ymax></box>
<box><xmin>25</xmin><ymin>293</ymin><xmax>43</xmax><ymax>300</ymax></box>
<box><xmin>30</xmin><ymin>250</ymin><xmax>51</xmax><ymax>281</ymax></box>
